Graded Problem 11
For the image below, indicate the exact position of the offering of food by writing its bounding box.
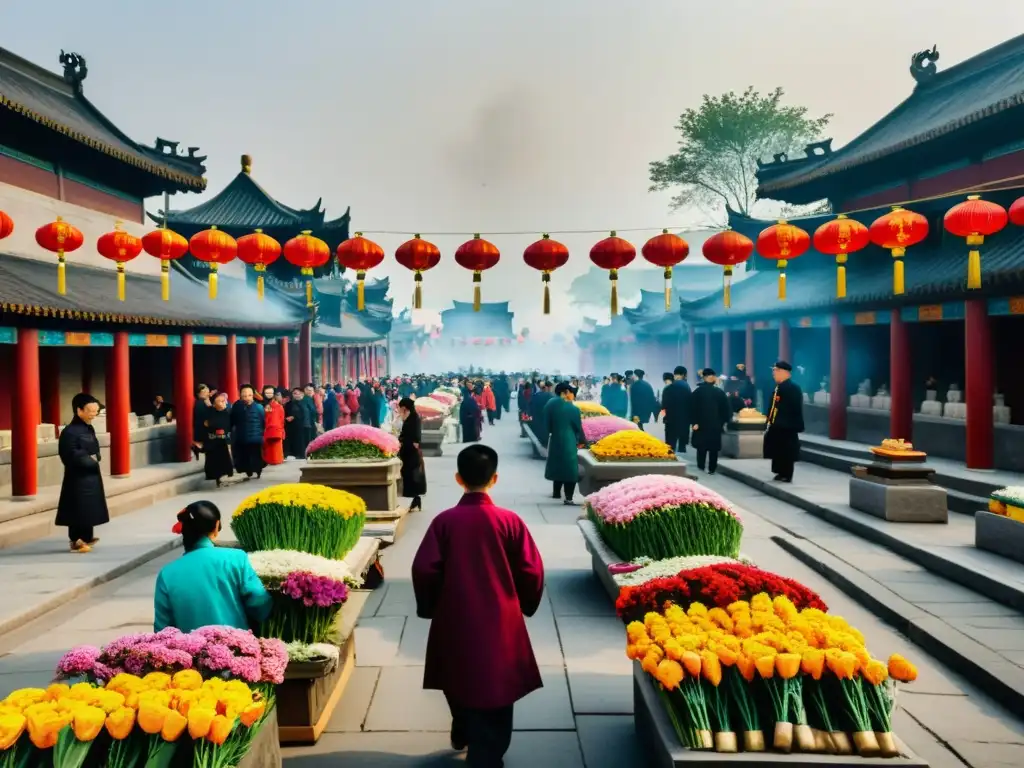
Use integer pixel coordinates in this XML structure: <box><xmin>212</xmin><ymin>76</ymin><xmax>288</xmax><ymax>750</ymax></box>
<box><xmin>736</xmin><ymin>408</ymin><xmax>766</xmax><ymax>422</ymax></box>
<box><xmin>870</xmin><ymin>438</ymin><xmax>926</xmax><ymax>460</ymax></box>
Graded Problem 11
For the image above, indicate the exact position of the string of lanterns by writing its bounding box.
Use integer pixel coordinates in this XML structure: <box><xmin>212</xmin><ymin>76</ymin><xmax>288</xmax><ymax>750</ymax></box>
<box><xmin>2</xmin><ymin>192</ymin><xmax>1024</xmax><ymax>312</ymax></box>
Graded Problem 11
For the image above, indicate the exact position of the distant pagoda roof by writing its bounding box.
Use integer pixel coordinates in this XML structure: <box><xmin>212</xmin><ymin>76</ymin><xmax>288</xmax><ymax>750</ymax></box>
<box><xmin>578</xmin><ymin>314</ymin><xmax>636</xmax><ymax>347</ymax></box>
<box><xmin>756</xmin><ymin>35</ymin><xmax>1024</xmax><ymax>203</ymax></box>
<box><xmin>444</xmin><ymin>300</ymin><xmax>513</xmax><ymax>316</ymax></box>
<box><xmin>0</xmin><ymin>253</ymin><xmax>301</xmax><ymax>331</ymax></box>
<box><xmin>312</xmin><ymin>312</ymin><xmax>388</xmax><ymax>345</ymax></box>
<box><xmin>314</xmin><ymin>276</ymin><xmax>392</xmax><ymax>340</ymax></box>
<box><xmin>0</xmin><ymin>48</ymin><xmax>206</xmax><ymax>193</ymax></box>
<box><xmin>440</xmin><ymin>301</ymin><xmax>514</xmax><ymax>339</ymax></box>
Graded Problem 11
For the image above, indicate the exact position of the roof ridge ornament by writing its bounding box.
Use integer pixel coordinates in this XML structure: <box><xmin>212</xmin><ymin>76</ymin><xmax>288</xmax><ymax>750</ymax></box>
<box><xmin>241</xmin><ymin>154</ymin><xmax>252</xmax><ymax>174</ymax></box>
<box><xmin>910</xmin><ymin>45</ymin><xmax>940</xmax><ymax>86</ymax></box>
<box><xmin>58</xmin><ymin>50</ymin><xmax>87</xmax><ymax>93</ymax></box>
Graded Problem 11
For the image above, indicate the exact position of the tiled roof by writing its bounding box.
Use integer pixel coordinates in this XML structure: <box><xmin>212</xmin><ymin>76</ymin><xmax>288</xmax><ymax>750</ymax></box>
<box><xmin>0</xmin><ymin>48</ymin><xmax>205</xmax><ymax>191</ymax></box>
<box><xmin>757</xmin><ymin>34</ymin><xmax>1024</xmax><ymax>196</ymax></box>
<box><xmin>0</xmin><ymin>253</ymin><xmax>303</xmax><ymax>331</ymax></box>
<box><xmin>312</xmin><ymin>313</ymin><xmax>387</xmax><ymax>344</ymax></box>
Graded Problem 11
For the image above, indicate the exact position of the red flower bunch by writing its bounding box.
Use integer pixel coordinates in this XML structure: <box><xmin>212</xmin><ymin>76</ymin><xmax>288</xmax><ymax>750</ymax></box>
<box><xmin>615</xmin><ymin>562</ymin><xmax>827</xmax><ymax>623</ymax></box>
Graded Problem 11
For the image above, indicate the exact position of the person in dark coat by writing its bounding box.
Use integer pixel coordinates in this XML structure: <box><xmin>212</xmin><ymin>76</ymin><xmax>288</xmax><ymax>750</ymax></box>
<box><xmin>727</xmin><ymin>364</ymin><xmax>757</xmax><ymax>413</ymax></box>
<box><xmin>230</xmin><ymin>384</ymin><xmax>265</xmax><ymax>478</ymax></box>
<box><xmin>191</xmin><ymin>384</ymin><xmax>212</xmax><ymax>461</ymax></box>
<box><xmin>284</xmin><ymin>387</ymin><xmax>310</xmax><ymax>458</ymax></box>
<box><xmin>763</xmin><ymin>360</ymin><xmax>805</xmax><ymax>483</ymax></box>
<box><xmin>602</xmin><ymin>374</ymin><xmax>628</xmax><ymax>418</ymax></box>
<box><xmin>689</xmin><ymin>368</ymin><xmax>732</xmax><ymax>474</ymax></box>
<box><xmin>56</xmin><ymin>393</ymin><xmax>109</xmax><ymax>553</ymax></box>
<box><xmin>529</xmin><ymin>381</ymin><xmax>554</xmax><ymax>442</ymax></box>
<box><xmin>397</xmin><ymin>398</ymin><xmax>427</xmax><ymax>511</ymax></box>
<box><xmin>322</xmin><ymin>385</ymin><xmax>340</xmax><ymax>432</ymax></box>
<box><xmin>202</xmin><ymin>392</ymin><xmax>235</xmax><ymax>485</ymax></box>
<box><xmin>543</xmin><ymin>383</ymin><xmax>585</xmax><ymax>505</ymax></box>
<box><xmin>629</xmin><ymin>369</ymin><xmax>658</xmax><ymax>430</ymax></box>
<box><xmin>460</xmin><ymin>390</ymin><xmax>482</xmax><ymax>442</ymax></box>
<box><xmin>358</xmin><ymin>381</ymin><xmax>377</xmax><ymax>427</ymax></box>
<box><xmin>302</xmin><ymin>383</ymin><xmax>319</xmax><ymax>444</ymax></box>
<box><xmin>661</xmin><ymin>366</ymin><xmax>692</xmax><ymax>454</ymax></box>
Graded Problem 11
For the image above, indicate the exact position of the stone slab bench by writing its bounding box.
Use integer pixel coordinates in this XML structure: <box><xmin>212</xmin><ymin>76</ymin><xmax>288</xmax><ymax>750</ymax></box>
<box><xmin>576</xmin><ymin>518</ymin><xmax>622</xmax><ymax>603</ymax></box>
<box><xmin>848</xmin><ymin>476</ymin><xmax>948</xmax><ymax>523</ymax></box>
<box><xmin>976</xmin><ymin>511</ymin><xmax>1024</xmax><ymax>565</ymax></box>
<box><xmin>722</xmin><ymin>430</ymin><xmax>763</xmax><ymax>459</ymax></box>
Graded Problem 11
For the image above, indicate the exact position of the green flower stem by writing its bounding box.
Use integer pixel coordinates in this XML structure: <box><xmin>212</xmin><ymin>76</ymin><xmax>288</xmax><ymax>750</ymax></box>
<box><xmin>838</xmin><ymin>678</ymin><xmax>872</xmax><ymax>731</ymax></box>
<box><xmin>588</xmin><ymin>504</ymin><xmax>742</xmax><ymax>561</ymax></box>
<box><xmin>807</xmin><ymin>680</ymin><xmax>835</xmax><ymax>732</ymax></box>
<box><xmin>259</xmin><ymin>594</ymin><xmax>343</xmax><ymax>644</ymax></box>
<box><xmin>865</xmin><ymin>680</ymin><xmax>894</xmax><ymax>732</ymax></box>
<box><xmin>726</xmin><ymin>668</ymin><xmax>759</xmax><ymax>731</ymax></box>
<box><xmin>763</xmin><ymin>678</ymin><xmax>789</xmax><ymax>724</ymax></box>
<box><xmin>233</xmin><ymin>503</ymin><xmax>365</xmax><ymax>559</ymax></box>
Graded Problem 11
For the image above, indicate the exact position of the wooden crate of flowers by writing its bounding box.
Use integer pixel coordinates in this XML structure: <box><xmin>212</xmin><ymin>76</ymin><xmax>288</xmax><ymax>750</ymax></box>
<box><xmin>976</xmin><ymin>485</ymin><xmax>1024</xmax><ymax>565</ymax></box>
<box><xmin>578</xmin><ymin>431</ymin><xmax>688</xmax><ymax>494</ymax></box>
<box><xmin>301</xmin><ymin>425</ymin><xmax>402</xmax><ymax>512</ymax></box>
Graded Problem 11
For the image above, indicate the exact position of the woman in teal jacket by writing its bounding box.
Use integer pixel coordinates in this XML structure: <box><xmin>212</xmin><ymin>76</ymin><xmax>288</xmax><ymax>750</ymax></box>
<box><xmin>154</xmin><ymin>501</ymin><xmax>272</xmax><ymax>633</ymax></box>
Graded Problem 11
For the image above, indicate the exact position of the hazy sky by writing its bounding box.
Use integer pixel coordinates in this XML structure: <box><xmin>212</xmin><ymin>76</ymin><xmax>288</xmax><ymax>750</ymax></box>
<box><xmin>4</xmin><ymin>1</ymin><xmax>1022</xmax><ymax>333</ymax></box>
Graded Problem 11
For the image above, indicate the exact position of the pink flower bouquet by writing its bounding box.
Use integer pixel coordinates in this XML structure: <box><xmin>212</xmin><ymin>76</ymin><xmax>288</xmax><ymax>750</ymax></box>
<box><xmin>582</xmin><ymin>415</ymin><xmax>638</xmax><ymax>443</ymax></box>
<box><xmin>585</xmin><ymin>475</ymin><xmax>743</xmax><ymax>561</ymax></box>
<box><xmin>54</xmin><ymin>626</ymin><xmax>288</xmax><ymax>684</ymax></box>
<box><xmin>428</xmin><ymin>391</ymin><xmax>458</xmax><ymax>407</ymax></box>
<box><xmin>306</xmin><ymin>424</ymin><xmax>400</xmax><ymax>460</ymax></box>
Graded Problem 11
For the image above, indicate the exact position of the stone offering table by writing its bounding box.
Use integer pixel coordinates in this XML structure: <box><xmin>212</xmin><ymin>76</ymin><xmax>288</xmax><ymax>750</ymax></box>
<box><xmin>849</xmin><ymin>450</ymin><xmax>947</xmax><ymax>523</ymax></box>
<box><xmin>577</xmin><ymin>449</ymin><xmax>688</xmax><ymax>495</ymax></box>
<box><xmin>421</xmin><ymin>428</ymin><xmax>445</xmax><ymax>457</ymax></box>
<box><xmin>300</xmin><ymin>457</ymin><xmax>402</xmax><ymax>512</ymax></box>
<box><xmin>722</xmin><ymin>420</ymin><xmax>764</xmax><ymax>459</ymax></box>
<box><xmin>976</xmin><ymin>511</ymin><xmax>1024</xmax><ymax>565</ymax></box>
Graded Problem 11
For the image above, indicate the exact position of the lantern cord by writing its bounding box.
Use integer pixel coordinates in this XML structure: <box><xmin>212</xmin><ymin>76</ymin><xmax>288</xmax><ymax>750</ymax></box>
<box><xmin>893</xmin><ymin>257</ymin><xmax>905</xmax><ymax>296</ymax></box>
<box><xmin>117</xmin><ymin>263</ymin><xmax>126</xmax><ymax>302</ymax></box>
<box><xmin>357</xmin><ymin>272</ymin><xmax>366</xmax><ymax>311</ymax></box>
<box><xmin>836</xmin><ymin>264</ymin><xmax>847</xmax><ymax>300</ymax></box>
<box><xmin>209</xmin><ymin>269</ymin><xmax>219</xmax><ymax>301</ymax></box>
<box><xmin>968</xmin><ymin>250</ymin><xmax>982</xmax><ymax>290</ymax></box>
<box><xmin>57</xmin><ymin>252</ymin><xmax>66</xmax><ymax>296</ymax></box>
<box><xmin>161</xmin><ymin>260</ymin><xmax>170</xmax><ymax>302</ymax></box>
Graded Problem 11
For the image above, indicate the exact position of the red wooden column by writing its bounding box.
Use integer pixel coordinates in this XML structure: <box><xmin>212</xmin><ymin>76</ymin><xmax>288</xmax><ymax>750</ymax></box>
<box><xmin>722</xmin><ymin>330</ymin><xmax>731</xmax><ymax>373</ymax></box>
<box><xmin>890</xmin><ymin>309</ymin><xmax>912</xmax><ymax>441</ymax></box>
<box><xmin>174</xmin><ymin>333</ymin><xmax>195</xmax><ymax>462</ymax></box>
<box><xmin>12</xmin><ymin>329</ymin><xmax>41</xmax><ymax>498</ymax></box>
<box><xmin>965</xmin><ymin>299</ymin><xmax>994</xmax><ymax>469</ymax></box>
<box><xmin>224</xmin><ymin>335</ymin><xmax>239</xmax><ymax>398</ymax></box>
<box><xmin>779</xmin><ymin>319</ymin><xmax>792</xmax><ymax>363</ymax></box>
<box><xmin>744</xmin><ymin>321</ymin><xmax>754</xmax><ymax>371</ymax></box>
<box><xmin>253</xmin><ymin>337</ymin><xmax>265</xmax><ymax>390</ymax></box>
<box><xmin>41</xmin><ymin>348</ymin><xmax>62</xmax><ymax>437</ymax></box>
<box><xmin>299</xmin><ymin>321</ymin><xmax>312</xmax><ymax>386</ymax></box>
<box><xmin>81</xmin><ymin>348</ymin><xmax>92</xmax><ymax>394</ymax></box>
<box><xmin>828</xmin><ymin>313</ymin><xmax>847</xmax><ymax>440</ymax></box>
<box><xmin>107</xmin><ymin>331</ymin><xmax>131</xmax><ymax>478</ymax></box>
<box><xmin>237</xmin><ymin>339</ymin><xmax>251</xmax><ymax>386</ymax></box>
<box><xmin>278</xmin><ymin>338</ymin><xmax>290</xmax><ymax>391</ymax></box>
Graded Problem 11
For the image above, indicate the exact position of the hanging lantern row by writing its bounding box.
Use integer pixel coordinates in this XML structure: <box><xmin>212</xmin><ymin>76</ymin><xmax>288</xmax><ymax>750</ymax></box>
<box><xmin>337</xmin><ymin>233</ymin><xmax>385</xmax><ymax>310</ymax></box>
<box><xmin>701</xmin><ymin>230</ymin><xmax>754</xmax><ymax>308</ymax></box>
<box><xmin>589</xmin><ymin>231</ymin><xmax>636</xmax><ymax>315</ymax></box>
<box><xmin>455</xmin><ymin>234</ymin><xmax>501</xmax><ymax>311</ymax></box>
<box><xmin>523</xmin><ymin>234</ymin><xmax>569</xmax><ymax>315</ymax></box>
<box><xmin>96</xmin><ymin>223</ymin><xmax>142</xmax><ymax>301</ymax></box>
<box><xmin>642</xmin><ymin>229</ymin><xmax>690</xmax><ymax>310</ymax></box>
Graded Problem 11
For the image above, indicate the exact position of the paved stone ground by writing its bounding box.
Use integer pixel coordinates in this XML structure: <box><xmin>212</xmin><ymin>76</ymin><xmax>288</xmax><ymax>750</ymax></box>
<box><xmin>2</xmin><ymin>416</ymin><xmax>1024</xmax><ymax>765</ymax></box>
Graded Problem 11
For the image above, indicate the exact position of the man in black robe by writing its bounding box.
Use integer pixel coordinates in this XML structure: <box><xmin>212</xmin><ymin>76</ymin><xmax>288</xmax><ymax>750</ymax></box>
<box><xmin>661</xmin><ymin>366</ymin><xmax>692</xmax><ymax>453</ymax></box>
<box><xmin>763</xmin><ymin>360</ymin><xmax>805</xmax><ymax>483</ymax></box>
<box><xmin>628</xmin><ymin>369</ymin><xmax>657</xmax><ymax>431</ymax></box>
<box><xmin>303</xmin><ymin>383</ymin><xmax>319</xmax><ymax>444</ymax></box>
<box><xmin>285</xmin><ymin>387</ymin><xmax>310</xmax><ymax>458</ymax></box>
<box><xmin>529</xmin><ymin>381</ymin><xmax>554</xmax><ymax>443</ymax></box>
<box><xmin>56</xmin><ymin>393</ymin><xmax>109</xmax><ymax>553</ymax></box>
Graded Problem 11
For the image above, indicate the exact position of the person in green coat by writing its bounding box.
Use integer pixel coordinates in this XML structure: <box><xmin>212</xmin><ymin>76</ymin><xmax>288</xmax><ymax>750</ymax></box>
<box><xmin>543</xmin><ymin>382</ymin><xmax>585</xmax><ymax>506</ymax></box>
<box><xmin>154</xmin><ymin>501</ymin><xmax>273</xmax><ymax>633</ymax></box>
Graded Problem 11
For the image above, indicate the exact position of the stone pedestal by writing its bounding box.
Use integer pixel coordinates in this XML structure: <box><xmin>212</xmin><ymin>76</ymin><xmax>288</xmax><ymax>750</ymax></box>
<box><xmin>577</xmin><ymin>449</ymin><xmax>688</xmax><ymax>496</ymax></box>
<box><xmin>722</xmin><ymin>422</ymin><xmax>763</xmax><ymax>459</ymax></box>
<box><xmin>421</xmin><ymin>428</ymin><xmax>444</xmax><ymax>457</ymax></box>
<box><xmin>442</xmin><ymin>417</ymin><xmax>459</xmax><ymax>443</ymax></box>
<box><xmin>870</xmin><ymin>395</ymin><xmax>891</xmax><ymax>411</ymax></box>
<box><xmin>300</xmin><ymin>458</ymin><xmax>402</xmax><ymax>512</ymax></box>
<box><xmin>812</xmin><ymin>390</ymin><xmax>830</xmax><ymax>405</ymax></box>
<box><xmin>943</xmin><ymin>402</ymin><xmax>966</xmax><ymax>419</ymax></box>
<box><xmin>976</xmin><ymin>511</ymin><xmax>1024</xmax><ymax>565</ymax></box>
<box><xmin>849</xmin><ymin>458</ymin><xmax>947</xmax><ymax>522</ymax></box>
<box><xmin>849</xmin><ymin>393</ymin><xmax>871</xmax><ymax>408</ymax></box>
<box><xmin>920</xmin><ymin>400</ymin><xmax>942</xmax><ymax>417</ymax></box>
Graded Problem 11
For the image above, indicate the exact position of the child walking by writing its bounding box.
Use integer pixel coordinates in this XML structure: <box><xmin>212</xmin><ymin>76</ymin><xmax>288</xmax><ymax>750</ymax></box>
<box><xmin>411</xmin><ymin>444</ymin><xmax>545</xmax><ymax>767</ymax></box>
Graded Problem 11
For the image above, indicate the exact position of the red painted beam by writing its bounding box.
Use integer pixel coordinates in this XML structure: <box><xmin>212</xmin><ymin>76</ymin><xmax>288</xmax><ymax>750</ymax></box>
<box><xmin>174</xmin><ymin>334</ymin><xmax>195</xmax><ymax>462</ymax></box>
<box><xmin>224</xmin><ymin>335</ymin><xmax>239</xmax><ymax>399</ymax></box>
<box><xmin>965</xmin><ymin>299</ymin><xmax>994</xmax><ymax>469</ymax></box>
<box><xmin>107</xmin><ymin>331</ymin><xmax>131</xmax><ymax>477</ymax></box>
<box><xmin>254</xmin><ymin>338</ymin><xmax>265</xmax><ymax>390</ymax></box>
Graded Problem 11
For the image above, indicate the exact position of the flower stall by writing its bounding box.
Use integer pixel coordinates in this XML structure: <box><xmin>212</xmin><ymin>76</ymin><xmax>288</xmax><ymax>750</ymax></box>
<box><xmin>578</xmin><ymin>431</ymin><xmax>689</xmax><ymax>494</ymax></box>
<box><xmin>581</xmin><ymin>415</ymin><xmax>638</xmax><ymax>444</ymax></box>
<box><xmin>229</xmin><ymin>484</ymin><xmax>380</xmax><ymax>744</ymax></box>
<box><xmin>976</xmin><ymin>485</ymin><xmax>1024</xmax><ymax>565</ymax></box>
<box><xmin>299</xmin><ymin>425</ymin><xmax>403</xmax><ymax>514</ymax></box>
<box><xmin>575</xmin><ymin>401</ymin><xmax>611</xmax><ymax>419</ymax></box>
<box><xmin>414</xmin><ymin>398</ymin><xmax>449</xmax><ymax>457</ymax></box>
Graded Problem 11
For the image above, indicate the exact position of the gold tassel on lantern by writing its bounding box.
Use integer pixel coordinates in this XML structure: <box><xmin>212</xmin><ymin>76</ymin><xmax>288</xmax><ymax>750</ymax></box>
<box><xmin>723</xmin><ymin>266</ymin><xmax>733</xmax><ymax>309</ymax></box>
<box><xmin>664</xmin><ymin>267</ymin><xmax>673</xmax><ymax>311</ymax></box>
<box><xmin>777</xmin><ymin>259</ymin><xmax>788</xmax><ymax>301</ymax></box>
<box><xmin>303</xmin><ymin>267</ymin><xmax>314</xmax><ymax>307</ymax></box>
<box><xmin>356</xmin><ymin>270</ymin><xmax>367</xmax><ymax>311</ymax></box>
<box><xmin>892</xmin><ymin>247</ymin><xmax>906</xmax><ymax>295</ymax></box>
<box><xmin>610</xmin><ymin>269</ymin><xmax>619</xmax><ymax>316</ymax></box>
<box><xmin>209</xmin><ymin>264</ymin><xmax>219</xmax><ymax>300</ymax></box>
<box><xmin>835</xmin><ymin>254</ymin><xmax>847</xmax><ymax>299</ymax></box>
<box><xmin>58</xmin><ymin>252</ymin><xmax>66</xmax><ymax>295</ymax></box>
<box><xmin>414</xmin><ymin>271</ymin><xmax>423</xmax><ymax>309</ymax></box>
<box><xmin>967</xmin><ymin>234</ymin><xmax>983</xmax><ymax>290</ymax></box>
<box><xmin>542</xmin><ymin>272</ymin><xmax>552</xmax><ymax>315</ymax></box>
<box><xmin>161</xmin><ymin>260</ymin><xmax>170</xmax><ymax>301</ymax></box>
<box><xmin>473</xmin><ymin>271</ymin><xmax>482</xmax><ymax>311</ymax></box>
<box><xmin>255</xmin><ymin>264</ymin><xmax>266</xmax><ymax>300</ymax></box>
<box><xmin>116</xmin><ymin>262</ymin><xmax>126</xmax><ymax>301</ymax></box>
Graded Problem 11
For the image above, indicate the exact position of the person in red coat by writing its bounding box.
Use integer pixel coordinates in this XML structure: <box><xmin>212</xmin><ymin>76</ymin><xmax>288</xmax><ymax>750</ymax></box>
<box><xmin>412</xmin><ymin>444</ymin><xmax>545</xmax><ymax>766</ymax></box>
<box><xmin>481</xmin><ymin>380</ymin><xmax>498</xmax><ymax>426</ymax></box>
<box><xmin>345</xmin><ymin>386</ymin><xmax>361</xmax><ymax>423</ymax></box>
<box><xmin>261</xmin><ymin>386</ymin><xmax>286</xmax><ymax>465</ymax></box>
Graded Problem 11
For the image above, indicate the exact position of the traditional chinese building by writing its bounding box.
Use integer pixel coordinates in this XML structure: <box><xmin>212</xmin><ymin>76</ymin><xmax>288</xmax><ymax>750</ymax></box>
<box><xmin>679</xmin><ymin>36</ymin><xmax>1024</xmax><ymax>470</ymax></box>
<box><xmin>389</xmin><ymin>309</ymin><xmax>431</xmax><ymax>373</ymax></box>
<box><xmin>439</xmin><ymin>300</ymin><xmax>515</xmax><ymax>342</ymax></box>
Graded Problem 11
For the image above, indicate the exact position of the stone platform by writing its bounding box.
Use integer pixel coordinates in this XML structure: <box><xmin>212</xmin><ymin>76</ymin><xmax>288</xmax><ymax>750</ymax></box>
<box><xmin>722</xmin><ymin>429</ymin><xmax>763</xmax><ymax>459</ymax></box>
<box><xmin>975</xmin><ymin>511</ymin><xmax>1024</xmax><ymax>565</ymax></box>
<box><xmin>576</xmin><ymin>518</ymin><xmax>621</xmax><ymax>602</ymax></box>
<box><xmin>577</xmin><ymin>449</ymin><xmax>687</xmax><ymax>496</ymax></box>
<box><xmin>300</xmin><ymin>458</ymin><xmax>401</xmax><ymax>511</ymax></box>
<box><xmin>420</xmin><ymin>428</ymin><xmax>444</xmax><ymax>458</ymax></box>
<box><xmin>848</xmin><ymin>459</ymin><xmax>947</xmax><ymax>523</ymax></box>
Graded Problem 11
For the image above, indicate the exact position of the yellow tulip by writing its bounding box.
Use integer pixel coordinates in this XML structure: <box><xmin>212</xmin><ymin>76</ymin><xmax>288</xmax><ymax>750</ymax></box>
<box><xmin>105</xmin><ymin>707</ymin><xmax>136</xmax><ymax>741</ymax></box>
<box><xmin>187</xmin><ymin>707</ymin><xmax>216</xmax><ymax>740</ymax></box>
<box><xmin>0</xmin><ymin>712</ymin><xmax>26</xmax><ymax>750</ymax></box>
<box><xmin>170</xmin><ymin>670</ymin><xmax>203</xmax><ymax>691</ymax></box>
<box><xmin>239</xmin><ymin>701</ymin><xmax>266</xmax><ymax>728</ymax></box>
<box><xmin>3</xmin><ymin>689</ymin><xmax>47</xmax><ymax>708</ymax></box>
<box><xmin>45</xmin><ymin>684</ymin><xmax>70</xmax><ymax>702</ymax></box>
<box><xmin>94</xmin><ymin>690</ymin><xmax>126</xmax><ymax>714</ymax></box>
<box><xmin>71</xmin><ymin>707</ymin><xmax>106</xmax><ymax>742</ymax></box>
<box><xmin>160</xmin><ymin>710</ymin><xmax>188</xmax><ymax>742</ymax></box>
<box><xmin>142</xmin><ymin>673</ymin><xmax>172</xmax><ymax>691</ymax></box>
<box><xmin>206</xmin><ymin>714</ymin><xmax>235</xmax><ymax>745</ymax></box>
<box><xmin>26</xmin><ymin>708</ymin><xmax>68</xmax><ymax>749</ymax></box>
<box><xmin>137</xmin><ymin>703</ymin><xmax>169</xmax><ymax>735</ymax></box>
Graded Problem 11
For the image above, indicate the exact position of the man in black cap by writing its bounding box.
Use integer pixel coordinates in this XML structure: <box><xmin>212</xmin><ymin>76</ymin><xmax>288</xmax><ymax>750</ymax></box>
<box><xmin>661</xmin><ymin>366</ymin><xmax>691</xmax><ymax>453</ymax></box>
<box><xmin>628</xmin><ymin>369</ymin><xmax>657</xmax><ymax>431</ymax></box>
<box><xmin>689</xmin><ymin>368</ymin><xmax>731</xmax><ymax>474</ymax></box>
<box><xmin>763</xmin><ymin>360</ymin><xmax>804</xmax><ymax>482</ymax></box>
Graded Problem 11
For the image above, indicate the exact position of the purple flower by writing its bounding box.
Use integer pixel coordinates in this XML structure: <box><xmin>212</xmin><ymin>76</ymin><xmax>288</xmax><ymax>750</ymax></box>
<box><xmin>228</xmin><ymin>655</ymin><xmax>261</xmax><ymax>683</ymax></box>
<box><xmin>199</xmin><ymin>643</ymin><xmax>235</xmax><ymax>672</ymax></box>
<box><xmin>281</xmin><ymin>571</ymin><xmax>349</xmax><ymax>608</ymax></box>
<box><xmin>258</xmin><ymin>639</ymin><xmax>288</xmax><ymax>684</ymax></box>
<box><xmin>55</xmin><ymin>646</ymin><xmax>101</xmax><ymax>679</ymax></box>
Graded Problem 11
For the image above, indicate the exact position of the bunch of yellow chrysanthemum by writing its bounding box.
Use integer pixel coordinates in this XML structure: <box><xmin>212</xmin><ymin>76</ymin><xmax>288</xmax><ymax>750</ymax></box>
<box><xmin>234</xmin><ymin>483</ymin><xmax>365</xmax><ymax>520</ymax></box>
<box><xmin>575</xmin><ymin>401</ymin><xmax>611</xmax><ymax>418</ymax></box>
<box><xmin>625</xmin><ymin>593</ymin><xmax>917</xmax><ymax>757</ymax></box>
<box><xmin>590</xmin><ymin>431</ymin><xmax>675</xmax><ymax>461</ymax></box>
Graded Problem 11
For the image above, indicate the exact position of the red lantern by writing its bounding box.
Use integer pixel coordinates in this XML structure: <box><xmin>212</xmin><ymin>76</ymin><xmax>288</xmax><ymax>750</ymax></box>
<box><xmin>97</xmin><ymin>223</ymin><xmax>143</xmax><ymax>302</ymax></box>
<box><xmin>0</xmin><ymin>210</ymin><xmax>13</xmax><ymax>241</ymax></box>
<box><xmin>755</xmin><ymin>220</ymin><xmax>810</xmax><ymax>301</ymax></box>
<box><xmin>35</xmin><ymin>217</ymin><xmax>84</xmax><ymax>295</ymax></box>
<box><xmin>1010</xmin><ymin>196</ymin><xmax>1024</xmax><ymax>227</ymax></box>
<box><xmin>236</xmin><ymin>229</ymin><xmax>282</xmax><ymax>301</ymax></box>
<box><xmin>396</xmin><ymin>234</ymin><xmax>441</xmax><ymax>309</ymax></box>
<box><xmin>812</xmin><ymin>214</ymin><xmax>870</xmax><ymax>299</ymax></box>
<box><xmin>337</xmin><ymin>232</ymin><xmax>385</xmax><ymax>311</ymax></box>
<box><xmin>283</xmin><ymin>230</ymin><xmax>331</xmax><ymax>307</ymax></box>
<box><xmin>868</xmin><ymin>206</ymin><xmax>929</xmax><ymax>295</ymax></box>
<box><xmin>189</xmin><ymin>226</ymin><xmax>238</xmax><ymax>300</ymax></box>
<box><xmin>642</xmin><ymin>230</ymin><xmax>690</xmax><ymax>311</ymax></box>
<box><xmin>142</xmin><ymin>228</ymin><xmax>189</xmax><ymax>301</ymax></box>
<box><xmin>701</xmin><ymin>229</ymin><xmax>753</xmax><ymax>308</ymax></box>
<box><xmin>523</xmin><ymin>234</ymin><xmax>569</xmax><ymax>315</ymax></box>
<box><xmin>943</xmin><ymin>195</ymin><xmax>1008</xmax><ymax>290</ymax></box>
<box><xmin>589</xmin><ymin>231</ymin><xmax>636</xmax><ymax>315</ymax></box>
<box><xmin>455</xmin><ymin>234</ymin><xmax>500</xmax><ymax>311</ymax></box>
